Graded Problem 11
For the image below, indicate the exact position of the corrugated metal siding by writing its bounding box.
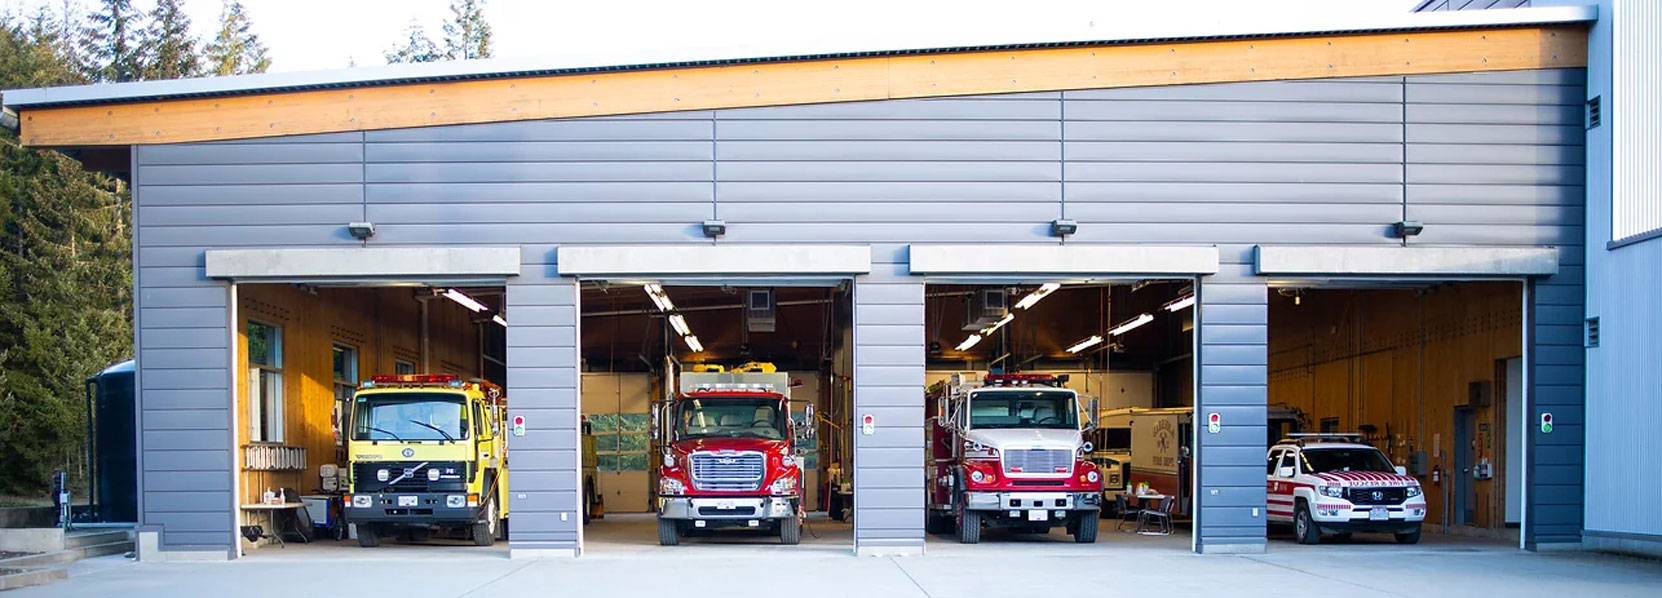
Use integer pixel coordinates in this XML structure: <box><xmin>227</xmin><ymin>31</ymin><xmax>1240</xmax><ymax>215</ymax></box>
<box><xmin>1612</xmin><ymin>0</ymin><xmax>1661</xmax><ymax>241</ymax></box>
<box><xmin>1581</xmin><ymin>0</ymin><xmax>1662</xmax><ymax>553</ymax></box>
<box><xmin>851</xmin><ymin>261</ymin><xmax>925</xmax><ymax>551</ymax></box>
<box><xmin>131</xmin><ymin>69</ymin><xmax>1584</xmax><ymax>553</ymax></box>
<box><xmin>1196</xmin><ymin>268</ymin><xmax>1268</xmax><ymax>551</ymax></box>
<box><xmin>504</xmin><ymin>260</ymin><xmax>583</xmax><ymax>552</ymax></box>
<box><xmin>1416</xmin><ymin>0</ymin><xmax>1532</xmax><ymax>11</ymax></box>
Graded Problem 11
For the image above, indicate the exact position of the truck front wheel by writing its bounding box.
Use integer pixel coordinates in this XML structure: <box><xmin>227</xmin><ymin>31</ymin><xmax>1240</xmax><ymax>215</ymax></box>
<box><xmin>956</xmin><ymin>509</ymin><xmax>981</xmax><ymax>544</ymax></box>
<box><xmin>658</xmin><ymin>518</ymin><xmax>680</xmax><ymax>546</ymax></box>
<box><xmin>1294</xmin><ymin>503</ymin><xmax>1321</xmax><ymax>545</ymax></box>
<box><xmin>780</xmin><ymin>519</ymin><xmax>801</xmax><ymax>545</ymax></box>
<box><xmin>354</xmin><ymin>524</ymin><xmax>380</xmax><ymax>548</ymax></box>
<box><xmin>471</xmin><ymin>497</ymin><xmax>499</xmax><ymax>547</ymax></box>
<box><xmin>1395</xmin><ymin>526</ymin><xmax>1422</xmax><ymax>545</ymax></box>
<box><xmin>1072</xmin><ymin>512</ymin><xmax>1099</xmax><ymax>544</ymax></box>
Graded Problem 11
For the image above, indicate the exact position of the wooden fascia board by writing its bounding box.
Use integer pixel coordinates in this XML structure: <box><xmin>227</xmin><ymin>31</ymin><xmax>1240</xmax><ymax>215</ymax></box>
<box><xmin>18</xmin><ymin>24</ymin><xmax>1587</xmax><ymax>147</ymax></box>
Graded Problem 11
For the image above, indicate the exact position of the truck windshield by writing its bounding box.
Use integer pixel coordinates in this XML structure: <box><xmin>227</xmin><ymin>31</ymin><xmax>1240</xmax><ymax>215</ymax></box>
<box><xmin>1301</xmin><ymin>448</ymin><xmax>1394</xmax><ymax>474</ymax></box>
<box><xmin>677</xmin><ymin>396</ymin><xmax>785</xmax><ymax>441</ymax></box>
<box><xmin>352</xmin><ymin>392</ymin><xmax>469</xmax><ymax>441</ymax></box>
<box><xmin>968</xmin><ymin>391</ymin><xmax>1078</xmax><ymax>430</ymax></box>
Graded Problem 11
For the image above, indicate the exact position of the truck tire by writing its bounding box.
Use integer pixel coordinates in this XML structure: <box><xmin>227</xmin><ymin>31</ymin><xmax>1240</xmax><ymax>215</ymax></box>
<box><xmin>471</xmin><ymin>497</ymin><xmax>499</xmax><ymax>547</ymax></box>
<box><xmin>780</xmin><ymin>519</ymin><xmax>801</xmax><ymax>545</ymax></box>
<box><xmin>354</xmin><ymin>524</ymin><xmax>380</xmax><ymax>548</ymax></box>
<box><xmin>582</xmin><ymin>485</ymin><xmax>594</xmax><ymax>525</ymax></box>
<box><xmin>1395</xmin><ymin>526</ymin><xmax>1422</xmax><ymax>545</ymax></box>
<box><xmin>1294</xmin><ymin>503</ymin><xmax>1321</xmax><ymax>545</ymax></box>
<box><xmin>1072</xmin><ymin>512</ymin><xmax>1099</xmax><ymax>543</ymax></box>
<box><xmin>658</xmin><ymin>518</ymin><xmax>680</xmax><ymax>546</ymax></box>
<box><xmin>956</xmin><ymin>509</ymin><xmax>981</xmax><ymax>544</ymax></box>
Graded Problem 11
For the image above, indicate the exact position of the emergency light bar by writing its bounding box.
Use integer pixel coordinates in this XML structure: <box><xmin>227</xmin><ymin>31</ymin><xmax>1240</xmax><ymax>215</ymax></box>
<box><xmin>692</xmin><ymin>382</ymin><xmax>778</xmax><ymax>392</ymax></box>
<box><xmin>362</xmin><ymin>374</ymin><xmax>466</xmax><ymax>389</ymax></box>
<box><xmin>983</xmin><ymin>373</ymin><xmax>1069</xmax><ymax>387</ymax></box>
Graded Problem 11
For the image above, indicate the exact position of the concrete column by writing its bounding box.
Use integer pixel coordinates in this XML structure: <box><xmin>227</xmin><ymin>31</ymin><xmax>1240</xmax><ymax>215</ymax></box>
<box><xmin>504</xmin><ymin>265</ymin><xmax>583</xmax><ymax>558</ymax></box>
<box><xmin>851</xmin><ymin>260</ymin><xmax>926</xmax><ymax>556</ymax></box>
<box><xmin>1194</xmin><ymin>265</ymin><xmax>1269</xmax><ymax>554</ymax></box>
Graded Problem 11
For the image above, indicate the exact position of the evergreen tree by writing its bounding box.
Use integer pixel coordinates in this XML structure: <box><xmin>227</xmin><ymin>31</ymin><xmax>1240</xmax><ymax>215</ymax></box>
<box><xmin>80</xmin><ymin>0</ymin><xmax>140</xmax><ymax>82</ymax></box>
<box><xmin>441</xmin><ymin>0</ymin><xmax>491</xmax><ymax>60</ymax></box>
<box><xmin>139</xmin><ymin>0</ymin><xmax>199</xmax><ymax>79</ymax></box>
<box><xmin>0</xmin><ymin>18</ymin><xmax>131</xmax><ymax>496</ymax></box>
<box><xmin>384</xmin><ymin>21</ymin><xmax>441</xmax><ymax>64</ymax></box>
<box><xmin>204</xmin><ymin>0</ymin><xmax>270</xmax><ymax>76</ymax></box>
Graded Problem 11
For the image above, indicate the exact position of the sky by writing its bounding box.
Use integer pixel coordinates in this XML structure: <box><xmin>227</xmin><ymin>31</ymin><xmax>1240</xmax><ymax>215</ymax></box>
<box><xmin>6</xmin><ymin>0</ymin><xmax>1424</xmax><ymax>74</ymax></box>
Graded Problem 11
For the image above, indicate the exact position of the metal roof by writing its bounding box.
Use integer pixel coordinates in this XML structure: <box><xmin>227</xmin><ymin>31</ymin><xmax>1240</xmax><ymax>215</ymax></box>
<box><xmin>1</xmin><ymin>5</ymin><xmax>1595</xmax><ymax>109</ymax></box>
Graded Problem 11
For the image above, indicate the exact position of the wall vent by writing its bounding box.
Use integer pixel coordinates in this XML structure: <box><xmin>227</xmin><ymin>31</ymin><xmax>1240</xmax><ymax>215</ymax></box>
<box><xmin>1586</xmin><ymin>96</ymin><xmax>1601</xmax><ymax>130</ymax></box>
<box><xmin>1585</xmin><ymin>316</ymin><xmax>1599</xmax><ymax>348</ymax></box>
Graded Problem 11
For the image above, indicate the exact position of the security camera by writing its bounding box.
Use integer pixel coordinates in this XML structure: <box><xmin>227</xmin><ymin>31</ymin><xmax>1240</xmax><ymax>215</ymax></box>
<box><xmin>1391</xmin><ymin>220</ymin><xmax>1424</xmax><ymax>238</ymax></box>
<box><xmin>1050</xmin><ymin>218</ymin><xmax>1078</xmax><ymax>237</ymax></box>
<box><xmin>701</xmin><ymin>219</ymin><xmax>727</xmax><ymax>238</ymax></box>
<box><xmin>347</xmin><ymin>221</ymin><xmax>376</xmax><ymax>241</ymax></box>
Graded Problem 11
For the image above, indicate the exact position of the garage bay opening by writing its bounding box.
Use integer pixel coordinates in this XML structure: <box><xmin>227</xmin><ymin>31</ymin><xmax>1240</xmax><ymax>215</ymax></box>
<box><xmin>579</xmin><ymin>281</ymin><xmax>854</xmax><ymax>553</ymax></box>
<box><xmin>923</xmin><ymin>280</ymin><xmax>1197</xmax><ymax>551</ymax></box>
<box><xmin>233</xmin><ymin>283</ymin><xmax>509</xmax><ymax>557</ymax></box>
<box><xmin>1266</xmin><ymin>281</ymin><xmax>1524</xmax><ymax>547</ymax></box>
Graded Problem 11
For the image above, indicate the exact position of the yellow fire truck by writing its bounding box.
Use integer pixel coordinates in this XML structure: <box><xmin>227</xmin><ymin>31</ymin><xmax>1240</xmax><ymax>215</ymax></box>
<box><xmin>344</xmin><ymin>374</ymin><xmax>508</xmax><ymax>547</ymax></box>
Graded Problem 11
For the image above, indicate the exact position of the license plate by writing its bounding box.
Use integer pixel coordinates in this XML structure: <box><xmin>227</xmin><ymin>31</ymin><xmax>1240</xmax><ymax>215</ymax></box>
<box><xmin>397</xmin><ymin>496</ymin><xmax>417</xmax><ymax>507</ymax></box>
<box><xmin>1369</xmin><ymin>507</ymin><xmax>1389</xmax><ymax>521</ymax></box>
<box><xmin>1028</xmin><ymin>510</ymin><xmax>1048</xmax><ymax>522</ymax></box>
<box><xmin>717</xmin><ymin>501</ymin><xmax>734</xmax><ymax>510</ymax></box>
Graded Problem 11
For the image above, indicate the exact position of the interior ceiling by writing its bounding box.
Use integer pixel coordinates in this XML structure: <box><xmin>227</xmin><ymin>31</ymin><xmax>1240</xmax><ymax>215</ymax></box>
<box><xmin>579</xmin><ymin>285</ymin><xmax>847</xmax><ymax>371</ymax></box>
<box><xmin>927</xmin><ymin>281</ymin><xmax>1192</xmax><ymax>369</ymax></box>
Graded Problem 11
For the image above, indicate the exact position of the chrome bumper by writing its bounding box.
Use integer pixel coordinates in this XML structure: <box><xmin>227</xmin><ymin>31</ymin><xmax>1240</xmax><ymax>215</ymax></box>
<box><xmin>964</xmin><ymin>491</ymin><xmax>1101</xmax><ymax>512</ymax></box>
<box><xmin>658</xmin><ymin>496</ymin><xmax>796</xmax><ymax>520</ymax></box>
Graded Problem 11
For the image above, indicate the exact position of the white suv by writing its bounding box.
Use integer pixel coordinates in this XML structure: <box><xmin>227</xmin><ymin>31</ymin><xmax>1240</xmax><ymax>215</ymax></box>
<box><xmin>1267</xmin><ymin>435</ymin><xmax>1427</xmax><ymax>544</ymax></box>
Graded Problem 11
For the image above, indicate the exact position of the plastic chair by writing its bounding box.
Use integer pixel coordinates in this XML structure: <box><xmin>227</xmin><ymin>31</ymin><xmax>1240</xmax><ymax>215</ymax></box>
<box><xmin>1114</xmin><ymin>494</ymin><xmax>1142</xmax><ymax>532</ymax></box>
<box><xmin>1138</xmin><ymin>496</ymin><xmax>1175</xmax><ymax>536</ymax></box>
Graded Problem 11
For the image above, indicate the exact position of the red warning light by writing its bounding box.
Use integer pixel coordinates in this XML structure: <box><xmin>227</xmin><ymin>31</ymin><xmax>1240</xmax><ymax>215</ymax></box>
<box><xmin>1208</xmin><ymin>413</ymin><xmax>1220</xmax><ymax>424</ymax></box>
<box><xmin>862</xmin><ymin>415</ymin><xmax>874</xmax><ymax>425</ymax></box>
<box><xmin>1542</xmin><ymin>414</ymin><xmax>1552</xmax><ymax>424</ymax></box>
<box><xmin>513</xmin><ymin>415</ymin><xmax>525</xmax><ymax>426</ymax></box>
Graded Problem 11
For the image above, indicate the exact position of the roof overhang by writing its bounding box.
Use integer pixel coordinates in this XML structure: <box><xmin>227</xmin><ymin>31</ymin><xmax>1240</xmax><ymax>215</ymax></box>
<box><xmin>1254</xmin><ymin>246</ymin><xmax>1560</xmax><ymax>278</ymax></box>
<box><xmin>909</xmin><ymin>244</ymin><xmax>1220</xmax><ymax>276</ymax></box>
<box><xmin>3</xmin><ymin>5</ymin><xmax>1594</xmax><ymax>148</ymax></box>
<box><xmin>204</xmin><ymin>247</ymin><xmax>521</xmax><ymax>280</ymax></box>
<box><xmin>556</xmin><ymin>245</ymin><xmax>872</xmax><ymax>277</ymax></box>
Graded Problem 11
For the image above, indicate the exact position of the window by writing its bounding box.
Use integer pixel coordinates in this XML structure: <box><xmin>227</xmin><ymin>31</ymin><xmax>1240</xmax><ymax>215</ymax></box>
<box><xmin>247</xmin><ymin>321</ymin><xmax>284</xmax><ymax>443</ymax></box>
<box><xmin>1320</xmin><ymin>417</ymin><xmax>1340</xmax><ymax>433</ymax></box>
<box><xmin>1301</xmin><ymin>448</ymin><xmax>1395</xmax><ymax>474</ymax></box>
<box><xmin>590</xmin><ymin>413</ymin><xmax>650</xmax><ymax>472</ymax></box>
<box><xmin>1267</xmin><ymin>450</ymin><xmax>1283</xmax><ymax>475</ymax></box>
<box><xmin>394</xmin><ymin>360</ymin><xmax>416</xmax><ymax>375</ymax></box>
<box><xmin>332</xmin><ymin>345</ymin><xmax>358</xmax><ymax>447</ymax></box>
<box><xmin>967</xmin><ymin>391</ymin><xmax>1078</xmax><ymax>430</ymax></box>
<box><xmin>352</xmin><ymin>392</ymin><xmax>469</xmax><ymax>441</ymax></box>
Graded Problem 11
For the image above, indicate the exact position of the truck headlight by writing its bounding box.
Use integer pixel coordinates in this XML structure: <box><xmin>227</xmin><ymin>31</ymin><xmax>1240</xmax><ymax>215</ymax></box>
<box><xmin>970</xmin><ymin>470</ymin><xmax>986</xmax><ymax>483</ymax></box>
<box><xmin>1086</xmin><ymin>470</ymin><xmax>1100</xmax><ymax>483</ymax></box>
<box><xmin>427</xmin><ymin>468</ymin><xmax>442</xmax><ymax>482</ymax></box>
<box><xmin>659</xmin><ymin>477</ymin><xmax>686</xmax><ymax>495</ymax></box>
<box><xmin>769</xmin><ymin>475</ymin><xmax>798</xmax><ymax>496</ymax></box>
<box><xmin>351</xmin><ymin>495</ymin><xmax>372</xmax><ymax>508</ymax></box>
<box><xmin>446</xmin><ymin>495</ymin><xmax>466</xmax><ymax>508</ymax></box>
<box><xmin>1406</xmin><ymin>486</ymin><xmax>1422</xmax><ymax>498</ymax></box>
<box><xmin>1319</xmin><ymin>485</ymin><xmax>1344</xmax><ymax>498</ymax></box>
<box><xmin>376</xmin><ymin>469</ymin><xmax>390</xmax><ymax>482</ymax></box>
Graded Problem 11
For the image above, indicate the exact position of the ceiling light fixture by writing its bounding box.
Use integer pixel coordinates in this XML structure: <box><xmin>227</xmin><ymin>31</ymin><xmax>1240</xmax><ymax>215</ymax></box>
<box><xmin>1109</xmin><ymin>313</ymin><xmax>1155</xmax><ymax>336</ymax></box>
<box><xmin>492</xmin><ymin>315</ymin><xmax>507</xmax><ymax>327</ymax></box>
<box><xmin>668</xmin><ymin>314</ymin><xmax>691</xmax><ymax>336</ymax></box>
<box><xmin>1066</xmin><ymin>335</ymin><xmax>1104</xmax><ymax>354</ymax></box>
<box><xmin>1164</xmin><ymin>294</ymin><xmax>1196</xmax><ymax>312</ymax></box>
<box><xmin>683</xmin><ymin>335</ymin><xmax>704</xmax><ymax>353</ymax></box>
<box><xmin>643</xmin><ymin>283</ymin><xmax>675</xmax><ymax>312</ymax></box>
<box><xmin>956</xmin><ymin>334</ymin><xmax>983</xmax><ymax>351</ymax></box>
<box><xmin>1014</xmin><ymin>283</ymin><xmax>1061</xmax><ymax>310</ymax></box>
<box><xmin>979</xmin><ymin>313</ymin><xmax>1014</xmax><ymax>335</ymax></box>
<box><xmin>442</xmin><ymin>289</ymin><xmax>488</xmax><ymax>313</ymax></box>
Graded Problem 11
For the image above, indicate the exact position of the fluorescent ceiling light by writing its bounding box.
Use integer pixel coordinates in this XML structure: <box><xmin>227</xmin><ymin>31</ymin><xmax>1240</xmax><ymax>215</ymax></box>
<box><xmin>1109</xmin><ymin>313</ymin><xmax>1154</xmax><ymax>336</ymax></box>
<box><xmin>683</xmin><ymin>335</ymin><xmax>704</xmax><ymax>353</ymax></box>
<box><xmin>668</xmin><ymin>314</ymin><xmax>691</xmax><ymax>336</ymax></box>
<box><xmin>955</xmin><ymin>334</ymin><xmax>982</xmax><ymax>351</ymax></box>
<box><xmin>492</xmin><ymin>315</ymin><xmax>507</xmax><ymax>327</ymax></box>
<box><xmin>1014</xmin><ymin>283</ymin><xmax>1061</xmax><ymax>310</ymax></box>
<box><xmin>1164</xmin><ymin>294</ymin><xmax>1196</xmax><ymax>312</ymax></box>
<box><xmin>1066</xmin><ymin>335</ymin><xmax>1104</xmax><ymax>354</ymax></box>
<box><xmin>442</xmin><ymin>289</ymin><xmax>488</xmax><ymax>313</ymax></box>
<box><xmin>979</xmin><ymin>313</ymin><xmax>1014</xmax><ymax>335</ymax></box>
<box><xmin>643</xmin><ymin>283</ymin><xmax>675</xmax><ymax>312</ymax></box>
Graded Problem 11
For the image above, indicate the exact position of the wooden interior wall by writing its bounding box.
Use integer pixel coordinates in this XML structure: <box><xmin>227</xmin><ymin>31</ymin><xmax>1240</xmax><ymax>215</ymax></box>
<box><xmin>1268</xmin><ymin>282</ymin><xmax>1522</xmax><ymax>531</ymax></box>
<box><xmin>235</xmin><ymin>285</ymin><xmax>485</xmax><ymax>506</ymax></box>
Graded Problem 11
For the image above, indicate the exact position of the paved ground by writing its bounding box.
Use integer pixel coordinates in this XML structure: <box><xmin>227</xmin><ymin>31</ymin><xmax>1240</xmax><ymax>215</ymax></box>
<box><xmin>26</xmin><ymin>514</ymin><xmax>1662</xmax><ymax>598</ymax></box>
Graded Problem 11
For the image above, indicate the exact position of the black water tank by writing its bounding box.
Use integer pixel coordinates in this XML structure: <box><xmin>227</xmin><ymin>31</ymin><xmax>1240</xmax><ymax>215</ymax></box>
<box><xmin>89</xmin><ymin>360</ymin><xmax>136</xmax><ymax>523</ymax></box>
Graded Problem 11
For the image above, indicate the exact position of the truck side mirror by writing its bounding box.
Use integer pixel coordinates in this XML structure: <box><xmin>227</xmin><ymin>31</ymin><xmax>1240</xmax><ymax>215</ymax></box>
<box><xmin>1087</xmin><ymin>398</ymin><xmax>1100</xmax><ymax>431</ymax></box>
<box><xmin>1395</xmin><ymin>465</ymin><xmax>1407</xmax><ymax>476</ymax></box>
<box><xmin>801</xmin><ymin>404</ymin><xmax>815</xmax><ymax>440</ymax></box>
<box><xmin>1278</xmin><ymin>466</ymin><xmax>1295</xmax><ymax>478</ymax></box>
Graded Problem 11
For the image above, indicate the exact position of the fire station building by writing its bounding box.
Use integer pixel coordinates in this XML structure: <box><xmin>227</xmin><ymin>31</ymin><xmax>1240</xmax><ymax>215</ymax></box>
<box><xmin>5</xmin><ymin>1</ymin><xmax>1657</xmax><ymax>560</ymax></box>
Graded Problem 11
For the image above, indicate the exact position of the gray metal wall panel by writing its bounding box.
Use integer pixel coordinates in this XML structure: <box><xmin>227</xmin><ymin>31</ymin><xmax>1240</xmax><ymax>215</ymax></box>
<box><xmin>130</xmin><ymin>69</ymin><xmax>1585</xmax><ymax>555</ymax></box>
<box><xmin>1196</xmin><ymin>261</ymin><xmax>1268</xmax><ymax>552</ymax></box>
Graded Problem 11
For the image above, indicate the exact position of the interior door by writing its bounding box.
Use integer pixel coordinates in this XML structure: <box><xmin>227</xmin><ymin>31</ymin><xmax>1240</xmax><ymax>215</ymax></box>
<box><xmin>1266</xmin><ymin>449</ymin><xmax>1292</xmax><ymax>522</ymax></box>
<box><xmin>1454</xmin><ymin>407</ymin><xmax>1476</xmax><ymax>525</ymax></box>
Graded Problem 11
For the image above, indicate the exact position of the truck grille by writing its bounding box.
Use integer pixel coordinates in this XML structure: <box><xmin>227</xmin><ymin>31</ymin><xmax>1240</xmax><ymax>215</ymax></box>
<box><xmin>1346</xmin><ymin>487</ymin><xmax>1407</xmax><ymax>505</ymax></box>
<box><xmin>689</xmin><ymin>451</ymin><xmax>765</xmax><ymax>492</ymax></box>
<box><xmin>353</xmin><ymin>461</ymin><xmax>466</xmax><ymax>493</ymax></box>
<box><xmin>1002</xmin><ymin>449</ymin><xmax>1072</xmax><ymax>475</ymax></box>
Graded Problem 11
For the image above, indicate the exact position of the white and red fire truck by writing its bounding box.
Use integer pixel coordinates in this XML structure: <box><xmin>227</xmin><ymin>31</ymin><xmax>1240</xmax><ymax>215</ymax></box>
<box><xmin>1267</xmin><ymin>434</ymin><xmax>1426</xmax><ymax>544</ymax></box>
<box><xmin>654</xmin><ymin>371</ymin><xmax>811</xmax><ymax>546</ymax></box>
<box><xmin>926</xmin><ymin>373</ymin><xmax>1102</xmax><ymax>544</ymax></box>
